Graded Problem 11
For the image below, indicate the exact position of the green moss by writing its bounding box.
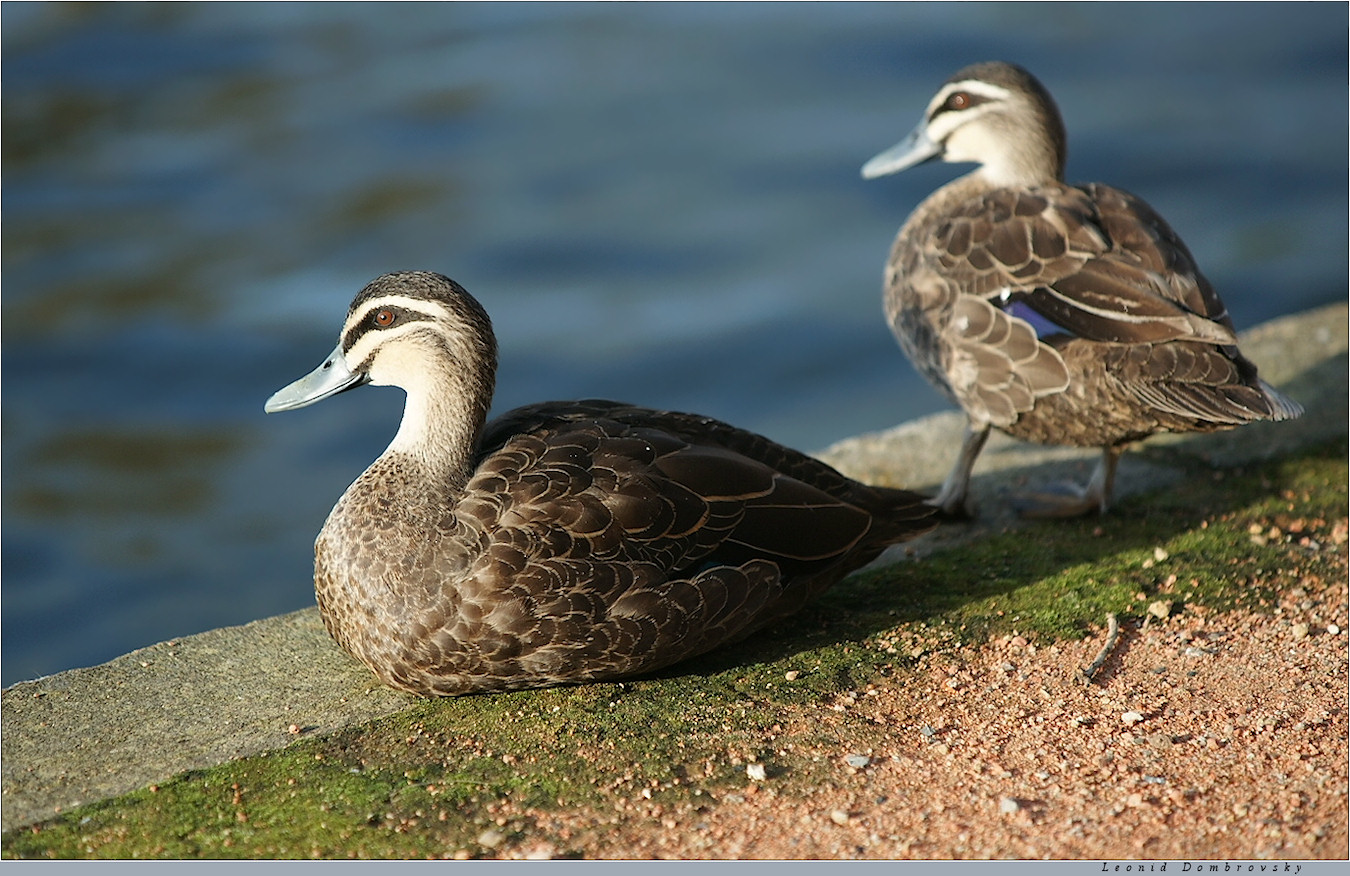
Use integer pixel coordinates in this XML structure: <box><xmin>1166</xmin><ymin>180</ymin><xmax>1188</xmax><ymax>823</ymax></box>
<box><xmin>6</xmin><ymin>440</ymin><xmax>1345</xmax><ymax>859</ymax></box>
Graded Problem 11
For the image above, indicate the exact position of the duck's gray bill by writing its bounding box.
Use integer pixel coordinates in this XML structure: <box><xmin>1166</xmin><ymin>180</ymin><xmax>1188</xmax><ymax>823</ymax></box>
<box><xmin>265</xmin><ymin>343</ymin><xmax>369</xmax><ymax>413</ymax></box>
<box><xmin>861</xmin><ymin>122</ymin><xmax>941</xmax><ymax>179</ymax></box>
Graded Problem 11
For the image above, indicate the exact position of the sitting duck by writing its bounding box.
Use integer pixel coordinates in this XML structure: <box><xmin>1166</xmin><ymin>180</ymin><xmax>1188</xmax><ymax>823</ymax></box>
<box><xmin>266</xmin><ymin>271</ymin><xmax>934</xmax><ymax>695</ymax></box>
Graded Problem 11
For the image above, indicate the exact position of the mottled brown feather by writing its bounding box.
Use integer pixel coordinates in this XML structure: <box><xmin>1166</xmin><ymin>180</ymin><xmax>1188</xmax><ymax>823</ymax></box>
<box><xmin>285</xmin><ymin>274</ymin><xmax>936</xmax><ymax>696</ymax></box>
<box><xmin>871</xmin><ymin>62</ymin><xmax>1300</xmax><ymax>514</ymax></box>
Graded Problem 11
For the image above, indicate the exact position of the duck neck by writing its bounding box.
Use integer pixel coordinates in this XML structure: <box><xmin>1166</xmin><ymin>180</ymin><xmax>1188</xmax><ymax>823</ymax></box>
<box><xmin>967</xmin><ymin>127</ymin><xmax>1062</xmax><ymax>189</ymax></box>
<box><xmin>385</xmin><ymin>360</ymin><xmax>492</xmax><ymax>491</ymax></box>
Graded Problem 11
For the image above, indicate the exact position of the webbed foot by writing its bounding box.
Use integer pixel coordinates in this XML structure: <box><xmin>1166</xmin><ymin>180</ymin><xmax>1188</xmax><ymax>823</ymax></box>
<box><xmin>1012</xmin><ymin>446</ymin><xmax>1121</xmax><ymax>519</ymax></box>
<box><xmin>1012</xmin><ymin>483</ymin><xmax>1107</xmax><ymax>518</ymax></box>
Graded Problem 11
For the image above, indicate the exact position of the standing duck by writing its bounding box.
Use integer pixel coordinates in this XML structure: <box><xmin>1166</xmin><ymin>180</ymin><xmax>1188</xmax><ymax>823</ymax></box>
<box><xmin>266</xmin><ymin>271</ymin><xmax>934</xmax><ymax>696</ymax></box>
<box><xmin>862</xmin><ymin>61</ymin><xmax>1302</xmax><ymax>518</ymax></box>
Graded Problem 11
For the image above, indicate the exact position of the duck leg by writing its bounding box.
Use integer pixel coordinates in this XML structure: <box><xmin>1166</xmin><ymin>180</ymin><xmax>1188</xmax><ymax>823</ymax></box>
<box><xmin>930</xmin><ymin>423</ymin><xmax>991</xmax><ymax>519</ymax></box>
<box><xmin>1016</xmin><ymin>445</ymin><xmax>1122</xmax><ymax>518</ymax></box>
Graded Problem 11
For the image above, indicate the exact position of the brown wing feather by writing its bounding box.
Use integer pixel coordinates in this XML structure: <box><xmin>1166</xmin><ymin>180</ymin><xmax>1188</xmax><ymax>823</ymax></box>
<box><xmin>889</xmin><ymin>180</ymin><xmax>1296</xmax><ymax>431</ymax></box>
<box><xmin>1104</xmin><ymin>341</ymin><xmax>1299</xmax><ymax>425</ymax></box>
<box><xmin>394</xmin><ymin>402</ymin><xmax>936</xmax><ymax>693</ymax></box>
<box><xmin>928</xmin><ymin>184</ymin><xmax>1238</xmax><ymax>345</ymax></box>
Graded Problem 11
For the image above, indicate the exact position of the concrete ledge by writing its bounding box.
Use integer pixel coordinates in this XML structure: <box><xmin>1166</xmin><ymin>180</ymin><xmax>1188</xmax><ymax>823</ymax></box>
<box><xmin>3</xmin><ymin>301</ymin><xmax>1345</xmax><ymax>832</ymax></box>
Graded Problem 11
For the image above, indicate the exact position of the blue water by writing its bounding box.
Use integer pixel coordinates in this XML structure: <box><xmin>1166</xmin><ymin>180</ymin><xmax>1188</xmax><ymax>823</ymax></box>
<box><xmin>3</xmin><ymin>3</ymin><xmax>1345</xmax><ymax>686</ymax></box>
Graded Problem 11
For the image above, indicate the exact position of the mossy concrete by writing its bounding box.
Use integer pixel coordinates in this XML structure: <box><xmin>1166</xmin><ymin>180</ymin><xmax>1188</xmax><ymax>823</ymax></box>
<box><xmin>3</xmin><ymin>301</ymin><xmax>1345</xmax><ymax>833</ymax></box>
<box><xmin>7</xmin><ymin>441</ymin><xmax>1345</xmax><ymax>858</ymax></box>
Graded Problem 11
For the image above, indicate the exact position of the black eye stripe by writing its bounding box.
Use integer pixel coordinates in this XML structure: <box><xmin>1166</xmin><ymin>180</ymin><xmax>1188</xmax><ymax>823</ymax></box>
<box><xmin>341</xmin><ymin>305</ymin><xmax>433</xmax><ymax>352</ymax></box>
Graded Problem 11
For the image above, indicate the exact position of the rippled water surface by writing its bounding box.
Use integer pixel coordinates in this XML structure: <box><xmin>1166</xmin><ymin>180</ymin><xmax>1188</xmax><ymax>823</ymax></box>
<box><xmin>3</xmin><ymin>3</ymin><xmax>1345</xmax><ymax>685</ymax></box>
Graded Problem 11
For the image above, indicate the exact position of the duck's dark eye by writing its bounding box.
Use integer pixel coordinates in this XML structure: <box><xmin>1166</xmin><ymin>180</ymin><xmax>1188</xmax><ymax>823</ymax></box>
<box><xmin>374</xmin><ymin>308</ymin><xmax>397</xmax><ymax>327</ymax></box>
<box><xmin>946</xmin><ymin>91</ymin><xmax>971</xmax><ymax>111</ymax></box>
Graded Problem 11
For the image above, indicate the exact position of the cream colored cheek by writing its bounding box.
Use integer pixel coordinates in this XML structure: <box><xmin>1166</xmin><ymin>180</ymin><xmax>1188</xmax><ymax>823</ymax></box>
<box><xmin>941</xmin><ymin>124</ymin><xmax>999</xmax><ymax>164</ymax></box>
<box><xmin>365</xmin><ymin>342</ymin><xmax>426</xmax><ymax>387</ymax></box>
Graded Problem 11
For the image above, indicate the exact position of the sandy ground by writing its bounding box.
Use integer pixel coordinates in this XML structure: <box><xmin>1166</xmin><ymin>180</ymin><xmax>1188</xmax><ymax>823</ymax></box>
<box><xmin>477</xmin><ymin>526</ymin><xmax>1348</xmax><ymax>860</ymax></box>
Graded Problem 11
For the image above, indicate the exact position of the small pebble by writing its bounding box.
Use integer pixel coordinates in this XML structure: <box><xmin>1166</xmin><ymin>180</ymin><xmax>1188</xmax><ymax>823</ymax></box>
<box><xmin>477</xmin><ymin>829</ymin><xmax>505</xmax><ymax>849</ymax></box>
<box><xmin>845</xmin><ymin>755</ymin><xmax>871</xmax><ymax>769</ymax></box>
<box><xmin>1292</xmin><ymin>623</ymin><xmax>1310</xmax><ymax>640</ymax></box>
<box><xmin>1328</xmin><ymin>624</ymin><xmax>1342</xmax><ymax>635</ymax></box>
<box><xmin>998</xmin><ymin>796</ymin><xmax>1020</xmax><ymax>815</ymax></box>
<box><xmin>783</xmin><ymin>670</ymin><xmax>800</xmax><ymax>681</ymax></box>
<box><xmin>746</xmin><ymin>763</ymin><xmax>767</xmax><ymax>782</ymax></box>
<box><xmin>1147</xmin><ymin>600</ymin><xmax>1172</xmax><ymax>620</ymax></box>
<box><xmin>1121</xmin><ymin>711</ymin><xmax>1145</xmax><ymax>725</ymax></box>
<box><xmin>830</xmin><ymin>809</ymin><xmax>850</xmax><ymax>825</ymax></box>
